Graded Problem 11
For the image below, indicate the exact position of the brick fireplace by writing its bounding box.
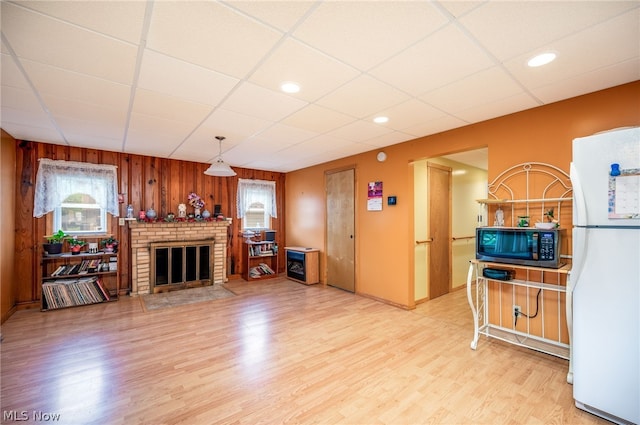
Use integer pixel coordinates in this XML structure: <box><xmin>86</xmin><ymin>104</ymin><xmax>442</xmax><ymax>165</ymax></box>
<box><xmin>129</xmin><ymin>220</ymin><xmax>231</xmax><ymax>295</ymax></box>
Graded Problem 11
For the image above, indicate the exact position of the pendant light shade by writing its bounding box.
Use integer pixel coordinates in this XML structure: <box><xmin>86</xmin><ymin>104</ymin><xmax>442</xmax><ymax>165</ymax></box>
<box><xmin>204</xmin><ymin>136</ymin><xmax>236</xmax><ymax>177</ymax></box>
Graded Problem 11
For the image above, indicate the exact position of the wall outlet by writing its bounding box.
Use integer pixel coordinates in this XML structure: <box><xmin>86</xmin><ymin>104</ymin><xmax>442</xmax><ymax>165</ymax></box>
<box><xmin>513</xmin><ymin>305</ymin><xmax>521</xmax><ymax>317</ymax></box>
<box><xmin>119</xmin><ymin>217</ymin><xmax>125</xmax><ymax>226</ymax></box>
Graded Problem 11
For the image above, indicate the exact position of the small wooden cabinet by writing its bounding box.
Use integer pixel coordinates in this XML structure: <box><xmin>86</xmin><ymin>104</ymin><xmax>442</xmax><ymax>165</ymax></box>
<box><xmin>40</xmin><ymin>251</ymin><xmax>119</xmax><ymax>311</ymax></box>
<box><xmin>285</xmin><ymin>247</ymin><xmax>319</xmax><ymax>285</ymax></box>
<box><xmin>242</xmin><ymin>241</ymin><xmax>278</xmax><ymax>281</ymax></box>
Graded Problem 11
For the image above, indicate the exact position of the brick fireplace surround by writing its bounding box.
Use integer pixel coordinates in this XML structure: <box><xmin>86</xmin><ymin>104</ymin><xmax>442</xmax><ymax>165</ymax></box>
<box><xmin>129</xmin><ymin>220</ymin><xmax>231</xmax><ymax>295</ymax></box>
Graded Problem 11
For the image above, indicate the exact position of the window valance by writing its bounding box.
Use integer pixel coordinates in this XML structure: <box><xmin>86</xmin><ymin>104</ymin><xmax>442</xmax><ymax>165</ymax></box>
<box><xmin>236</xmin><ymin>178</ymin><xmax>277</xmax><ymax>219</ymax></box>
<box><xmin>34</xmin><ymin>159</ymin><xmax>119</xmax><ymax>218</ymax></box>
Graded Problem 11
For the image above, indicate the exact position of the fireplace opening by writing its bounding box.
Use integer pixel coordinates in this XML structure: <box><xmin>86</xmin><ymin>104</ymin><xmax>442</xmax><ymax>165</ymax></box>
<box><xmin>286</xmin><ymin>250</ymin><xmax>306</xmax><ymax>282</ymax></box>
<box><xmin>151</xmin><ymin>240</ymin><xmax>214</xmax><ymax>293</ymax></box>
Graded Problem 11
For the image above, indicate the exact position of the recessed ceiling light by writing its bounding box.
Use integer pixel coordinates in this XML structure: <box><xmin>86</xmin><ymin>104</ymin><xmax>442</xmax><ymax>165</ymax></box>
<box><xmin>373</xmin><ymin>116</ymin><xmax>389</xmax><ymax>124</ymax></box>
<box><xmin>280</xmin><ymin>82</ymin><xmax>300</xmax><ymax>93</ymax></box>
<box><xmin>527</xmin><ymin>52</ymin><xmax>557</xmax><ymax>67</ymax></box>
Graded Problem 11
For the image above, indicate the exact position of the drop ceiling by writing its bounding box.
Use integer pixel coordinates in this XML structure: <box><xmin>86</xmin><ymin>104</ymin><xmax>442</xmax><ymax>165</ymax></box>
<box><xmin>1</xmin><ymin>1</ymin><xmax>638</xmax><ymax>172</ymax></box>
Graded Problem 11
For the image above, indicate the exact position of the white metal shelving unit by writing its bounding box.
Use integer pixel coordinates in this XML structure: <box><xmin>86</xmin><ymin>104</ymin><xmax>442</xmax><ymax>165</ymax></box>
<box><xmin>467</xmin><ymin>162</ymin><xmax>574</xmax><ymax>382</ymax></box>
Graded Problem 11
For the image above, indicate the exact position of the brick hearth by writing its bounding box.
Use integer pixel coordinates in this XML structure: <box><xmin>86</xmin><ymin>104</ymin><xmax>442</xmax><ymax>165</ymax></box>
<box><xmin>129</xmin><ymin>220</ymin><xmax>231</xmax><ymax>295</ymax></box>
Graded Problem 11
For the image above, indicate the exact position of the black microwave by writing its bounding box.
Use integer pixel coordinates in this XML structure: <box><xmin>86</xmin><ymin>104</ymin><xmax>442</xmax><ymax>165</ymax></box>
<box><xmin>476</xmin><ymin>227</ymin><xmax>564</xmax><ymax>268</ymax></box>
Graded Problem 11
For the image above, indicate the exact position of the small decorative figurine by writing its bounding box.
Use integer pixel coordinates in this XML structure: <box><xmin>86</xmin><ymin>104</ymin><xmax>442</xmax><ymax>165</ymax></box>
<box><xmin>178</xmin><ymin>203</ymin><xmax>187</xmax><ymax>218</ymax></box>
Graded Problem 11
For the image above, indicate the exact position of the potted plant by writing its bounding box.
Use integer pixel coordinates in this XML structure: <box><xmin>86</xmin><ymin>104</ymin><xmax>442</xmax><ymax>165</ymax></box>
<box><xmin>66</xmin><ymin>236</ymin><xmax>87</xmax><ymax>255</ymax></box>
<box><xmin>43</xmin><ymin>229</ymin><xmax>67</xmax><ymax>255</ymax></box>
<box><xmin>101</xmin><ymin>236</ymin><xmax>118</xmax><ymax>253</ymax></box>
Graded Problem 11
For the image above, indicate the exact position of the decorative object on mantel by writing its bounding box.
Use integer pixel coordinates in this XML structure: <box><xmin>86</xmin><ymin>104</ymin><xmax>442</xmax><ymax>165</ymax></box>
<box><xmin>146</xmin><ymin>208</ymin><xmax>157</xmax><ymax>220</ymax></box>
<box><xmin>201</xmin><ymin>209</ymin><xmax>211</xmax><ymax>219</ymax></box>
<box><xmin>165</xmin><ymin>212</ymin><xmax>175</xmax><ymax>221</ymax></box>
<box><xmin>188</xmin><ymin>192</ymin><xmax>205</xmax><ymax>217</ymax></box>
<box><xmin>204</xmin><ymin>136</ymin><xmax>237</xmax><ymax>177</ymax></box>
<box><xmin>178</xmin><ymin>203</ymin><xmax>187</xmax><ymax>218</ymax></box>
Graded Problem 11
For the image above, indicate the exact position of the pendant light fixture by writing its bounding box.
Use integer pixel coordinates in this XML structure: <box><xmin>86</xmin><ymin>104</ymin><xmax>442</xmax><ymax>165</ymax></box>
<box><xmin>204</xmin><ymin>136</ymin><xmax>236</xmax><ymax>177</ymax></box>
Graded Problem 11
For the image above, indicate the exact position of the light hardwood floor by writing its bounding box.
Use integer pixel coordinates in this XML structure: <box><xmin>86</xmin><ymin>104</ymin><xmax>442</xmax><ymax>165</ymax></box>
<box><xmin>1</xmin><ymin>278</ymin><xmax>608</xmax><ymax>425</ymax></box>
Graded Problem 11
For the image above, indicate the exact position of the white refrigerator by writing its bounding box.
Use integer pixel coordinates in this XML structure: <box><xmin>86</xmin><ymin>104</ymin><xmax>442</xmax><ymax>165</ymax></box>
<box><xmin>569</xmin><ymin>126</ymin><xmax>640</xmax><ymax>425</ymax></box>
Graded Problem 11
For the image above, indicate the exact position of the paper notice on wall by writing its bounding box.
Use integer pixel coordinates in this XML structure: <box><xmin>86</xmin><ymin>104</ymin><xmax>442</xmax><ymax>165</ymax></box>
<box><xmin>367</xmin><ymin>181</ymin><xmax>383</xmax><ymax>211</ymax></box>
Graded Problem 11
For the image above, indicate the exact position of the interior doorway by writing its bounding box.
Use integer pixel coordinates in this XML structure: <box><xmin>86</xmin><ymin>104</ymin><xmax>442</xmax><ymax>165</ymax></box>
<box><xmin>427</xmin><ymin>162</ymin><xmax>452</xmax><ymax>300</ymax></box>
<box><xmin>413</xmin><ymin>148</ymin><xmax>488</xmax><ymax>303</ymax></box>
<box><xmin>325</xmin><ymin>168</ymin><xmax>355</xmax><ymax>292</ymax></box>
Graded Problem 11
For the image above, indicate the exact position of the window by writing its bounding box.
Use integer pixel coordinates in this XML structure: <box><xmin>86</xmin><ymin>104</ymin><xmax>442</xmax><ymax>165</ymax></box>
<box><xmin>237</xmin><ymin>179</ymin><xmax>277</xmax><ymax>230</ymax></box>
<box><xmin>34</xmin><ymin>159</ymin><xmax>119</xmax><ymax>235</ymax></box>
<box><xmin>244</xmin><ymin>201</ymin><xmax>268</xmax><ymax>229</ymax></box>
<box><xmin>53</xmin><ymin>193</ymin><xmax>107</xmax><ymax>234</ymax></box>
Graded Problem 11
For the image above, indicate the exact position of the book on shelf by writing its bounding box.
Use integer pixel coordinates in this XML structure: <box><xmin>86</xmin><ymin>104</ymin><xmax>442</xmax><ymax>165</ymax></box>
<box><xmin>42</xmin><ymin>276</ymin><xmax>111</xmax><ymax>310</ymax></box>
<box><xmin>249</xmin><ymin>263</ymin><xmax>275</xmax><ymax>278</ymax></box>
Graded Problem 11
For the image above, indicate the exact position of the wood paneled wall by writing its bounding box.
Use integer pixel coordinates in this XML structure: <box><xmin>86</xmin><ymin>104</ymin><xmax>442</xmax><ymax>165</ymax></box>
<box><xmin>14</xmin><ymin>140</ymin><xmax>286</xmax><ymax>307</ymax></box>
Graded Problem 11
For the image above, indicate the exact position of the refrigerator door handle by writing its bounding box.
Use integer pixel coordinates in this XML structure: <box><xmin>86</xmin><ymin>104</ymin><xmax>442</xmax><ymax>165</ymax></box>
<box><xmin>570</xmin><ymin>227</ymin><xmax>587</xmax><ymax>292</ymax></box>
<box><xmin>570</xmin><ymin>162</ymin><xmax>587</xmax><ymax>226</ymax></box>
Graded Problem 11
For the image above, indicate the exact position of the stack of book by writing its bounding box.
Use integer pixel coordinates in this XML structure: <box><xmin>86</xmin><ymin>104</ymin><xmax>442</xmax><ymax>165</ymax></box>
<box><xmin>50</xmin><ymin>259</ymin><xmax>102</xmax><ymax>276</ymax></box>
<box><xmin>249</xmin><ymin>263</ymin><xmax>275</xmax><ymax>278</ymax></box>
<box><xmin>42</xmin><ymin>277</ymin><xmax>111</xmax><ymax>310</ymax></box>
<box><xmin>249</xmin><ymin>243</ymin><xmax>275</xmax><ymax>256</ymax></box>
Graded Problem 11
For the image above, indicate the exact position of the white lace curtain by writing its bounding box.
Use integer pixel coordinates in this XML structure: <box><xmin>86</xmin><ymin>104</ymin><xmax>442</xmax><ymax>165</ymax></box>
<box><xmin>236</xmin><ymin>178</ymin><xmax>277</xmax><ymax>219</ymax></box>
<box><xmin>33</xmin><ymin>159</ymin><xmax>119</xmax><ymax>218</ymax></box>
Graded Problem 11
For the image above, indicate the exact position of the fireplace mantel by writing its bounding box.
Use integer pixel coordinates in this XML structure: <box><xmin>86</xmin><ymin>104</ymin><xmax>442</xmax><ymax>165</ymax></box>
<box><xmin>129</xmin><ymin>220</ymin><xmax>231</xmax><ymax>295</ymax></box>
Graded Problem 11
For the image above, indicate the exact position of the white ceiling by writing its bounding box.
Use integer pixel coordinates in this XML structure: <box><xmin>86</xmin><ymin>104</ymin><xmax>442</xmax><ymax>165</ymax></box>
<box><xmin>1</xmin><ymin>1</ymin><xmax>638</xmax><ymax>173</ymax></box>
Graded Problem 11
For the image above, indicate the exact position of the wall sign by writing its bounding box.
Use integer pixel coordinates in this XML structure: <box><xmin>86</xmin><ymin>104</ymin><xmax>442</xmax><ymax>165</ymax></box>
<box><xmin>367</xmin><ymin>181</ymin><xmax>383</xmax><ymax>211</ymax></box>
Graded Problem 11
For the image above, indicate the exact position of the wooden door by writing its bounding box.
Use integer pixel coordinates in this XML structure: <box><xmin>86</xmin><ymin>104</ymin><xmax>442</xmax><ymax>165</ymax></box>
<box><xmin>427</xmin><ymin>162</ymin><xmax>452</xmax><ymax>299</ymax></box>
<box><xmin>326</xmin><ymin>168</ymin><xmax>355</xmax><ymax>292</ymax></box>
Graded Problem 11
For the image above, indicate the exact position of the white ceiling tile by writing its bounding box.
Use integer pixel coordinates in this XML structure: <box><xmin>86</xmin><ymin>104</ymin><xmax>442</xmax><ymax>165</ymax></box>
<box><xmin>251</xmin><ymin>123</ymin><xmax>318</xmax><ymax>146</ymax></box>
<box><xmin>42</xmin><ymin>96</ymin><xmax>128</xmax><ymax>137</ymax></box>
<box><xmin>403</xmin><ymin>115</ymin><xmax>468</xmax><ymax>138</ymax></box>
<box><xmin>370</xmin><ymin>24</ymin><xmax>495</xmax><ymax>95</ymax></box>
<box><xmin>359</xmin><ymin>131</ymin><xmax>417</xmax><ymax>149</ymax></box>
<box><xmin>530</xmin><ymin>59</ymin><xmax>640</xmax><ymax>105</ymax></box>
<box><xmin>0</xmin><ymin>121</ymin><xmax>64</xmax><ymax>144</ymax></box>
<box><xmin>15</xmin><ymin>1</ymin><xmax>147</xmax><ymax>44</ymax></box>
<box><xmin>221</xmin><ymin>82</ymin><xmax>307</xmax><ymax>122</ymax></box>
<box><xmin>132</xmin><ymin>89</ymin><xmax>212</xmax><ymax>125</ymax></box>
<box><xmin>438</xmin><ymin>1</ymin><xmax>485</xmax><ymax>18</ymax></box>
<box><xmin>422</xmin><ymin>67</ymin><xmax>525</xmax><ymax>113</ymax></box>
<box><xmin>454</xmin><ymin>93</ymin><xmax>539</xmax><ymax>123</ymax></box>
<box><xmin>2</xmin><ymin>2</ymin><xmax>138</xmax><ymax>84</ymax></box>
<box><xmin>293</xmin><ymin>1</ymin><xmax>448</xmax><ymax>70</ymax></box>
<box><xmin>147</xmin><ymin>1</ymin><xmax>282</xmax><ymax>79</ymax></box>
<box><xmin>137</xmin><ymin>50</ymin><xmax>239</xmax><ymax>107</ymax></box>
<box><xmin>504</xmin><ymin>9</ymin><xmax>640</xmax><ymax>90</ymax></box>
<box><xmin>327</xmin><ymin>120</ymin><xmax>394</xmax><ymax>143</ymax></box>
<box><xmin>125</xmin><ymin>119</ymin><xmax>189</xmax><ymax>158</ymax></box>
<box><xmin>21</xmin><ymin>60</ymin><xmax>131</xmax><ymax>110</ymax></box>
<box><xmin>62</xmin><ymin>133</ymin><xmax>124</xmax><ymax>153</ymax></box>
<box><xmin>370</xmin><ymin>99</ymin><xmax>448</xmax><ymax>132</ymax></box>
<box><xmin>1</xmin><ymin>105</ymin><xmax>52</xmax><ymax>130</ymax></box>
<box><xmin>316</xmin><ymin>75</ymin><xmax>409</xmax><ymax>119</ymax></box>
<box><xmin>249</xmin><ymin>38</ymin><xmax>359</xmax><ymax>102</ymax></box>
<box><xmin>197</xmin><ymin>108</ymin><xmax>273</xmax><ymax>142</ymax></box>
<box><xmin>1</xmin><ymin>85</ymin><xmax>46</xmax><ymax>115</ymax></box>
<box><xmin>1</xmin><ymin>53</ymin><xmax>31</xmax><ymax>90</ymax></box>
<box><xmin>459</xmin><ymin>1</ymin><xmax>638</xmax><ymax>61</ymax></box>
<box><xmin>281</xmin><ymin>104</ymin><xmax>354</xmax><ymax>134</ymax></box>
<box><xmin>226</xmin><ymin>1</ymin><xmax>316</xmax><ymax>32</ymax></box>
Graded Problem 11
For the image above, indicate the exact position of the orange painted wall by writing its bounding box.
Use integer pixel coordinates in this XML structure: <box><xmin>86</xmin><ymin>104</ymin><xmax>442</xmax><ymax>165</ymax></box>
<box><xmin>285</xmin><ymin>81</ymin><xmax>640</xmax><ymax>309</ymax></box>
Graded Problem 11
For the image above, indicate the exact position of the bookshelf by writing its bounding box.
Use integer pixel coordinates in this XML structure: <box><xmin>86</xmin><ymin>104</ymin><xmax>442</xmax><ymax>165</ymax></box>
<box><xmin>40</xmin><ymin>251</ymin><xmax>119</xmax><ymax>311</ymax></box>
<box><xmin>242</xmin><ymin>241</ymin><xmax>278</xmax><ymax>281</ymax></box>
